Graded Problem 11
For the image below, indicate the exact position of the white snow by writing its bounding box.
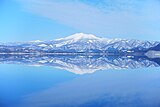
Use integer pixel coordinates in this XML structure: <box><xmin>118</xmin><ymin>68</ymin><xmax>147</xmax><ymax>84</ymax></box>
<box><xmin>49</xmin><ymin>45</ymin><xmax>54</xmax><ymax>48</ymax></box>
<box><xmin>30</xmin><ymin>40</ymin><xmax>42</xmax><ymax>43</ymax></box>
<box><xmin>54</xmin><ymin>33</ymin><xmax>104</xmax><ymax>47</ymax></box>
<box><xmin>39</xmin><ymin>60</ymin><xmax>48</xmax><ymax>63</ymax></box>
<box><xmin>56</xmin><ymin>33</ymin><xmax>102</xmax><ymax>42</ymax></box>
<box><xmin>38</xmin><ymin>44</ymin><xmax>48</xmax><ymax>47</ymax></box>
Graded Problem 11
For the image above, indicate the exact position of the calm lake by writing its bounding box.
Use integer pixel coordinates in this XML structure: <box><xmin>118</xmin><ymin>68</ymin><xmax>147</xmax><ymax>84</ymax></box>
<box><xmin>0</xmin><ymin>63</ymin><xmax>160</xmax><ymax>107</ymax></box>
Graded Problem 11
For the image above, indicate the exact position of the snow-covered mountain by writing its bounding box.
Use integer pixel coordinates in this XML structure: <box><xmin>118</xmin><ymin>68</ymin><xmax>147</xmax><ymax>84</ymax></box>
<box><xmin>0</xmin><ymin>54</ymin><xmax>159</xmax><ymax>74</ymax></box>
<box><xmin>0</xmin><ymin>33</ymin><xmax>160</xmax><ymax>74</ymax></box>
<box><xmin>0</xmin><ymin>33</ymin><xmax>159</xmax><ymax>54</ymax></box>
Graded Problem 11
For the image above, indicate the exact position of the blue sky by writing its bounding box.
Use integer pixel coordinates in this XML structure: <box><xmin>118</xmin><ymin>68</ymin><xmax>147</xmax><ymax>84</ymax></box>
<box><xmin>0</xmin><ymin>0</ymin><xmax>160</xmax><ymax>42</ymax></box>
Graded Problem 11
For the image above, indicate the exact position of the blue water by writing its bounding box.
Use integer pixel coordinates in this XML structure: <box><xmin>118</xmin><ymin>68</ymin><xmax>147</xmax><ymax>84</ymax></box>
<box><xmin>0</xmin><ymin>64</ymin><xmax>160</xmax><ymax>107</ymax></box>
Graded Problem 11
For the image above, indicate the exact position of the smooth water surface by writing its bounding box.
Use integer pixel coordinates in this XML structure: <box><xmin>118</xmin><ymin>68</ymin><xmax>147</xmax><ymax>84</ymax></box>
<box><xmin>0</xmin><ymin>64</ymin><xmax>160</xmax><ymax>107</ymax></box>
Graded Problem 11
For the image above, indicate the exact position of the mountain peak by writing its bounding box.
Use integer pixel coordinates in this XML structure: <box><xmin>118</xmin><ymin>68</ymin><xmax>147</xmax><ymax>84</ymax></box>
<box><xmin>29</xmin><ymin>40</ymin><xmax>42</xmax><ymax>43</ymax></box>
<box><xmin>67</xmin><ymin>33</ymin><xmax>99</xmax><ymax>39</ymax></box>
<box><xmin>56</xmin><ymin>33</ymin><xmax>101</xmax><ymax>41</ymax></box>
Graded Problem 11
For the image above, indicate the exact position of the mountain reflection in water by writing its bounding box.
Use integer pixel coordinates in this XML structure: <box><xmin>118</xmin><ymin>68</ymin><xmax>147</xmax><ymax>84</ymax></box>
<box><xmin>0</xmin><ymin>54</ymin><xmax>159</xmax><ymax>74</ymax></box>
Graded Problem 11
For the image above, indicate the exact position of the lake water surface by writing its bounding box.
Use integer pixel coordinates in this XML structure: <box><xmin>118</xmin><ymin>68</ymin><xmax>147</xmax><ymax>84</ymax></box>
<box><xmin>0</xmin><ymin>63</ymin><xmax>160</xmax><ymax>107</ymax></box>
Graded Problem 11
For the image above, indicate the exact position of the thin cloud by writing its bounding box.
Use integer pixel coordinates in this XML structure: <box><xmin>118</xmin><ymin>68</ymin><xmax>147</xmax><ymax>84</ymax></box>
<box><xmin>17</xmin><ymin>0</ymin><xmax>160</xmax><ymax>40</ymax></box>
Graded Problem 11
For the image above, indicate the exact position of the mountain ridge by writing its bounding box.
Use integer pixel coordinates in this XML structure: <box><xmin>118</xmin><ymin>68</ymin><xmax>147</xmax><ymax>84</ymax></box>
<box><xmin>0</xmin><ymin>33</ymin><xmax>159</xmax><ymax>54</ymax></box>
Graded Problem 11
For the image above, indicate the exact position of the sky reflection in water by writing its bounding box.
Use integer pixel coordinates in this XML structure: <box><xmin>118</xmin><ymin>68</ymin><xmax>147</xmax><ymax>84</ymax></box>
<box><xmin>0</xmin><ymin>63</ymin><xmax>160</xmax><ymax>107</ymax></box>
